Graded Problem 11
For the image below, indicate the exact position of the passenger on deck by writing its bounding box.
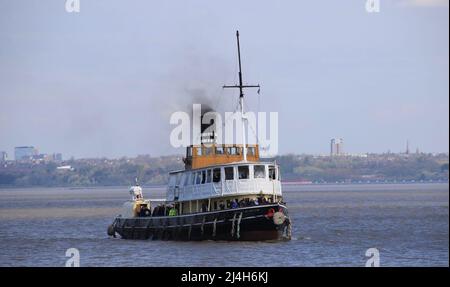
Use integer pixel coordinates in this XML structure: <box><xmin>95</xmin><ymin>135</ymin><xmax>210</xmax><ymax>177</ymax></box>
<box><xmin>139</xmin><ymin>205</ymin><xmax>149</xmax><ymax>217</ymax></box>
<box><xmin>258</xmin><ymin>196</ymin><xmax>266</xmax><ymax>205</ymax></box>
<box><xmin>169</xmin><ymin>206</ymin><xmax>177</xmax><ymax>216</ymax></box>
<box><xmin>231</xmin><ymin>199</ymin><xmax>239</xmax><ymax>209</ymax></box>
<box><xmin>152</xmin><ymin>206</ymin><xmax>159</xmax><ymax>216</ymax></box>
<box><xmin>159</xmin><ymin>205</ymin><xmax>166</xmax><ymax>216</ymax></box>
<box><xmin>164</xmin><ymin>205</ymin><xmax>170</xmax><ymax>216</ymax></box>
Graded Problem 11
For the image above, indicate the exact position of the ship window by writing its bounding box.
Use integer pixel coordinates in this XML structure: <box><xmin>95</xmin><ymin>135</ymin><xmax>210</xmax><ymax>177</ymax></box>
<box><xmin>206</xmin><ymin>169</ymin><xmax>212</xmax><ymax>183</ymax></box>
<box><xmin>227</xmin><ymin>147</ymin><xmax>237</xmax><ymax>155</ymax></box>
<box><xmin>191</xmin><ymin>173</ymin><xmax>196</xmax><ymax>185</ymax></box>
<box><xmin>204</xmin><ymin>147</ymin><xmax>212</xmax><ymax>155</ymax></box>
<box><xmin>215</xmin><ymin>146</ymin><xmax>224</xmax><ymax>155</ymax></box>
<box><xmin>169</xmin><ymin>175</ymin><xmax>176</xmax><ymax>187</ymax></box>
<box><xmin>201</xmin><ymin>170</ymin><xmax>206</xmax><ymax>184</ymax></box>
<box><xmin>238</xmin><ymin>165</ymin><xmax>249</xmax><ymax>179</ymax></box>
<box><xmin>196</xmin><ymin>147</ymin><xmax>202</xmax><ymax>156</ymax></box>
<box><xmin>185</xmin><ymin>173</ymin><xmax>189</xmax><ymax>186</ymax></box>
<box><xmin>254</xmin><ymin>165</ymin><xmax>265</xmax><ymax>179</ymax></box>
<box><xmin>187</xmin><ymin>147</ymin><xmax>193</xmax><ymax>157</ymax></box>
<box><xmin>185</xmin><ymin>174</ymin><xmax>189</xmax><ymax>185</ymax></box>
<box><xmin>277</xmin><ymin>166</ymin><xmax>281</xmax><ymax>180</ymax></box>
<box><xmin>225</xmin><ymin>167</ymin><xmax>234</xmax><ymax>180</ymax></box>
<box><xmin>213</xmin><ymin>168</ymin><xmax>221</xmax><ymax>182</ymax></box>
<box><xmin>179</xmin><ymin>173</ymin><xmax>186</xmax><ymax>186</ymax></box>
<box><xmin>269</xmin><ymin>165</ymin><xmax>276</xmax><ymax>180</ymax></box>
<box><xmin>175</xmin><ymin>173</ymin><xmax>181</xmax><ymax>186</ymax></box>
<box><xmin>191</xmin><ymin>173</ymin><xmax>195</xmax><ymax>185</ymax></box>
<box><xmin>196</xmin><ymin>171</ymin><xmax>201</xmax><ymax>184</ymax></box>
<box><xmin>236</xmin><ymin>147</ymin><xmax>241</xmax><ymax>155</ymax></box>
<box><xmin>247</xmin><ymin>147</ymin><xmax>255</xmax><ymax>156</ymax></box>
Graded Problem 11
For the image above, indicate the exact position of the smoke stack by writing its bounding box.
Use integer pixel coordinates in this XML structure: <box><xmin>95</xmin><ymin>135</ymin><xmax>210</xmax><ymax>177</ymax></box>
<box><xmin>200</xmin><ymin>104</ymin><xmax>216</xmax><ymax>144</ymax></box>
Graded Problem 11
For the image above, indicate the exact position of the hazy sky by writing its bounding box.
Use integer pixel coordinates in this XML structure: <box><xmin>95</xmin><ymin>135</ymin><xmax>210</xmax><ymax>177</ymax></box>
<box><xmin>0</xmin><ymin>0</ymin><xmax>448</xmax><ymax>159</ymax></box>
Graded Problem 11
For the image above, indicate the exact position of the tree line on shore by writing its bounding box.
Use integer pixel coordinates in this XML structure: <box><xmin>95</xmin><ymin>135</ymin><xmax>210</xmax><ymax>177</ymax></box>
<box><xmin>0</xmin><ymin>153</ymin><xmax>448</xmax><ymax>187</ymax></box>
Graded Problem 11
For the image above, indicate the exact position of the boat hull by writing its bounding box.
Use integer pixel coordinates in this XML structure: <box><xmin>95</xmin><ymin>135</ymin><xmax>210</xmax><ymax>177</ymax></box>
<box><xmin>110</xmin><ymin>204</ymin><xmax>291</xmax><ymax>241</ymax></box>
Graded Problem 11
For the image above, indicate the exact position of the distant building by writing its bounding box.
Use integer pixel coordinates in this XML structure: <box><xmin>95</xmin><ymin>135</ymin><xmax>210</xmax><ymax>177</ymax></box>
<box><xmin>330</xmin><ymin>138</ymin><xmax>344</xmax><ymax>156</ymax></box>
<box><xmin>53</xmin><ymin>153</ymin><xmax>63</xmax><ymax>161</ymax></box>
<box><xmin>15</xmin><ymin>146</ymin><xmax>38</xmax><ymax>161</ymax></box>
<box><xmin>1</xmin><ymin>151</ymin><xmax>7</xmax><ymax>162</ymax></box>
<box><xmin>33</xmin><ymin>153</ymin><xmax>54</xmax><ymax>162</ymax></box>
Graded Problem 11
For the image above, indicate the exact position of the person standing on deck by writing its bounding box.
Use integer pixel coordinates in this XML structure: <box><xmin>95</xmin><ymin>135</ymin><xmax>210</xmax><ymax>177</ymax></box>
<box><xmin>169</xmin><ymin>206</ymin><xmax>177</xmax><ymax>216</ymax></box>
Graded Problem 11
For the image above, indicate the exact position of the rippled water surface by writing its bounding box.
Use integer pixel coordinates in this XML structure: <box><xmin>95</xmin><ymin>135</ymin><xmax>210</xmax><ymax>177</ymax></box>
<box><xmin>0</xmin><ymin>183</ymin><xmax>448</xmax><ymax>266</ymax></box>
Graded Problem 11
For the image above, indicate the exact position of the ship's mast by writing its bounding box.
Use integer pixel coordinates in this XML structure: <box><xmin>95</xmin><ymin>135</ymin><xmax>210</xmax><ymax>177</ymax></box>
<box><xmin>223</xmin><ymin>30</ymin><xmax>260</xmax><ymax>162</ymax></box>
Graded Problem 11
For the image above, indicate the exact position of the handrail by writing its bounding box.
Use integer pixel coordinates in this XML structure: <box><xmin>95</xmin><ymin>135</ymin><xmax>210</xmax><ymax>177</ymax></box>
<box><xmin>123</xmin><ymin>203</ymin><xmax>287</xmax><ymax>219</ymax></box>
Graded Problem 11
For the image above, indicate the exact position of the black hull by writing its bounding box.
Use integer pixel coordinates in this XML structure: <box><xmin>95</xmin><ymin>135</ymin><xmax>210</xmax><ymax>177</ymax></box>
<box><xmin>110</xmin><ymin>204</ymin><xmax>291</xmax><ymax>241</ymax></box>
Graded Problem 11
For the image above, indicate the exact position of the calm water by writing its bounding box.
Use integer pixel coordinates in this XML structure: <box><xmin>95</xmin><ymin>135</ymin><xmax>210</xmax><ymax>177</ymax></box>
<box><xmin>0</xmin><ymin>183</ymin><xmax>448</xmax><ymax>267</ymax></box>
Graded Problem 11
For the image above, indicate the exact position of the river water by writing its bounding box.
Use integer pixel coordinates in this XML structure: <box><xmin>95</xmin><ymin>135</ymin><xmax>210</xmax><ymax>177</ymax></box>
<box><xmin>0</xmin><ymin>183</ymin><xmax>448</xmax><ymax>267</ymax></box>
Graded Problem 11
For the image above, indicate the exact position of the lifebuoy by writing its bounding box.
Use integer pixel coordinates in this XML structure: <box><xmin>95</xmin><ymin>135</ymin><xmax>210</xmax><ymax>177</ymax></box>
<box><xmin>265</xmin><ymin>208</ymin><xmax>275</xmax><ymax>218</ymax></box>
<box><xmin>272</xmin><ymin>212</ymin><xmax>286</xmax><ymax>225</ymax></box>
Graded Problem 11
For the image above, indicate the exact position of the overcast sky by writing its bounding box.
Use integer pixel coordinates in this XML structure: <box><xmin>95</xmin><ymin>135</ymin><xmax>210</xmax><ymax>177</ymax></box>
<box><xmin>0</xmin><ymin>0</ymin><xmax>448</xmax><ymax>159</ymax></box>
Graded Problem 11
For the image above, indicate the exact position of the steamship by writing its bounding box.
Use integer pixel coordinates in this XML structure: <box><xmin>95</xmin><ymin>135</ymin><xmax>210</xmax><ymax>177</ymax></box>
<box><xmin>107</xmin><ymin>31</ymin><xmax>292</xmax><ymax>241</ymax></box>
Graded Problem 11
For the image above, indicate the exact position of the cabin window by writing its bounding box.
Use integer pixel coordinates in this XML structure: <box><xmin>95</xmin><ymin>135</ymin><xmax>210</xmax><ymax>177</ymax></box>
<box><xmin>227</xmin><ymin>147</ymin><xmax>237</xmax><ymax>155</ymax></box>
<box><xmin>191</xmin><ymin>173</ymin><xmax>195</xmax><ymax>185</ymax></box>
<box><xmin>185</xmin><ymin>173</ymin><xmax>189</xmax><ymax>186</ymax></box>
<box><xmin>269</xmin><ymin>165</ymin><xmax>276</xmax><ymax>180</ymax></box>
<box><xmin>201</xmin><ymin>170</ymin><xmax>206</xmax><ymax>184</ymax></box>
<box><xmin>254</xmin><ymin>165</ymin><xmax>266</xmax><ymax>179</ymax></box>
<box><xmin>215</xmin><ymin>146</ymin><xmax>224</xmax><ymax>155</ymax></box>
<box><xmin>196</xmin><ymin>171</ymin><xmax>201</xmax><ymax>184</ymax></box>
<box><xmin>238</xmin><ymin>165</ymin><xmax>249</xmax><ymax>179</ymax></box>
<box><xmin>189</xmin><ymin>173</ymin><xmax>194</xmax><ymax>185</ymax></box>
<box><xmin>204</xmin><ymin>147</ymin><xmax>212</xmax><ymax>155</ymax></box>
<box><xmin>186</xmin><ymin>147</ymin><xmax>193</xmax><ymax>157</ymax></box>
<box><xmin>225</xmin><ymin>167</ymin><xmax>234</xmax><ymax>180</ymax></box>
<box><xmin>179</xmin><ymin>173</ymin><xmax>186</xmax><ymax>186</ymax></box>
<box><xmin>206</xmin><ymin>169</ymin><xmax>212</xmax><ymax>183</ymax></box>
<box><xmin>175</xmin><ymin>173</ymin><xmax>181</xmax><ymax>186</ymax></box>
<box><xmin>277</xmin><ymin>166</ymin><xmax>281</xmax><ymax>180</ymax></box>
<box><xmin>236</xmin><ymin>147</ymin><xmax>242</xmax><ymax>155</ymax></box>
<box><xmin>196</xmin><ymin>147</ymin><xmax>202</xmax><ymax>156</ymax></box>
<box><xmin>169</xmin><ymin>175</ymin><xmax>176</xmax><ymax>187</ymax></box>
<box><xmin>213</xmin><ymin>168</ymin><xmax>221</xmax><ymax>182</ymax></box>
<box><xmin>247</xmin><ymin>147</ymin><xmax>255</xmax><ymax>156</ymax></box>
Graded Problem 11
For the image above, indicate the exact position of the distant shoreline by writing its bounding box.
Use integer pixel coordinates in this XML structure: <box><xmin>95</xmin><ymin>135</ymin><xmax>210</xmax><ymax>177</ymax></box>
<box><xmin>0</xmin><ymin>181</ymin><xmax>448</xmax><ymax>190</ymax></box>
<box><xmin>282</xmin><ymin>179</ymin><xmax>449</xmax><ymax>185</ymax></box>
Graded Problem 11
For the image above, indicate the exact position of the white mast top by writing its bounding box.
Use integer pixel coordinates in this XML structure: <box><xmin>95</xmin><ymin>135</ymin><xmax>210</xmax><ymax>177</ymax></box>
<box><xmin>223</xmin><ymin>30</ymin><xmax>260</xmax><ymax>162</ymax></box>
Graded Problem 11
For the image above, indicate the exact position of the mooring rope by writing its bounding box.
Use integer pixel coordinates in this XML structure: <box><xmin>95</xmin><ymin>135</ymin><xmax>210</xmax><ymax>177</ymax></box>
<box><xmin>231</xmin><ymin>213</ymin><xmax>237</xmax><ymax>237</ymax></box>
<box><xmin>236</xmin><ymin>212</ymin><xmax>243</xmax><ymax>239</ymax></box>
<box><xmin>201</xmin><ymin>216</ymin><xmax>206</xmax><ymax>236</ymax></box>
<box><xmin>212</xmin><ymin>218</ymin><xmax>217</xmax><ymax>237</ymax></box>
